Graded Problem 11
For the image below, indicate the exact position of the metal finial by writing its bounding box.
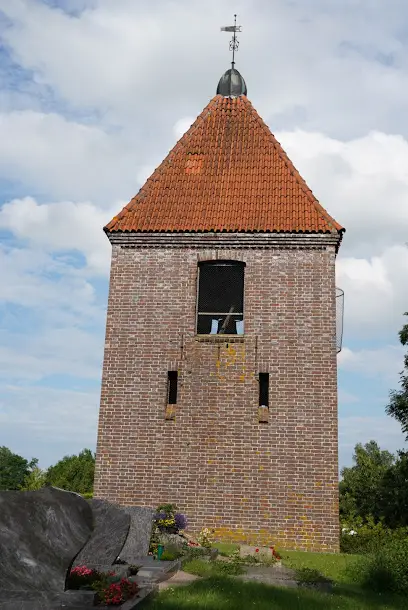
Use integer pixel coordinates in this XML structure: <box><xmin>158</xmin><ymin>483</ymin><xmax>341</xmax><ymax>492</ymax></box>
<box><xmin>221</xmin><ymin>14</ymin><xmax>242</xmax><ymax>69</ymax></box>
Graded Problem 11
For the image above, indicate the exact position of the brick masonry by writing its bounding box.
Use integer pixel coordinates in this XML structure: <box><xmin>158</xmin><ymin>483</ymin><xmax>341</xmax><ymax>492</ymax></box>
<box><xmin>94</xmin><ymin>234</ymin><xmax>340</xmax><ymax>552</ymax></box>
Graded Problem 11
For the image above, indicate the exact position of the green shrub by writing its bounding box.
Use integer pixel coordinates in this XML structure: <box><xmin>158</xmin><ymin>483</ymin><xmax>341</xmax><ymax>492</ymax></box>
<box><xmin>240</xmin><ymin>554</ymin><xmax>259</xmax><ymax>564</ymax></box>
<box><xmin>161</xmin><ymin>545</ymin><xmax>182</xmax><ymax>561</ymax></box>
<box><xmin>183</xmin><ymin>546</ymin><xmax>211</xmax><ymax>561</ymax></box>
<box><xmin>182</xmin><ymin>559</ymin><xmax>213</xmax><ymax>577</ymax></box>
<box><xmin>340</xmin><ymin>518</ymin><xmax>408</xmax><ymax>554</ymax></box>
<box><xmin>295</xmin><ymin>567</ymin><xmax>329</xmax><ymax>585</ymax></box>
<box><xmin>212</xmin><ymin>542</ymin><xmax>239</xmax><ymax>557</ymax></box>
<box><xmin>352</xmin><ymin>539</ymin><xmax>408</xmax><ymax>595</ymax></box>
<box><xmin>215</xmin><ymin>560</ymin><xmax>244</xmax><ymax>576</ymax></box>
<box><xmin>149</xmin><ymin>524</ymin><xmax>160</xmax><ymax>555</ymax></box>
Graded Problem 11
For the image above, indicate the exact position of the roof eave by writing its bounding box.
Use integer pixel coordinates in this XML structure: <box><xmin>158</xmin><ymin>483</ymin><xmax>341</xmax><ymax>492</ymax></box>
<box><xmin>104</xmin><ymin>229</ymin><xmax>344</xmax><ymax>254</ymax></box>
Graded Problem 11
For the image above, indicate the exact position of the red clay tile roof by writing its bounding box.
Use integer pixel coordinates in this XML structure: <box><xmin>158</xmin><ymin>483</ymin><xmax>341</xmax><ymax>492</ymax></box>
<box><xmin>105</xmin><ymin>95</ymin><xmax>344</xmax><ymax>235</ymax></box>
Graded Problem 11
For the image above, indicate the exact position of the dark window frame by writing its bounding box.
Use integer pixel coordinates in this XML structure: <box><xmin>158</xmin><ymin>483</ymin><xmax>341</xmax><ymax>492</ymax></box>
<box><xmin>259</xmin><ymin>373</ymin><xmax>269</xmax><ymax>408</ymax></box>
<box><xmin>167</xmin><ymin>371</ymin><xmax>178</xmax><ymax>405</ymax></box>
<box><xmin>196</xmin><ymin>260</ymin><xmax>245</xmax><ymax>335</ymax></box>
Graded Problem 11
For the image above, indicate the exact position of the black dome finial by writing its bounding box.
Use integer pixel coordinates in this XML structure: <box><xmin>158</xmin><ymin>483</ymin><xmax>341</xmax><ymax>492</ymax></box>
<box><xmin>217</xmin><ymin>68</ymin><xmax>247</xmax><ymax>97</ymax></box>
<box><xmin>219</xmin><ymin>14</ymin><xmax>247</xmax><ymax>96</ymax></box>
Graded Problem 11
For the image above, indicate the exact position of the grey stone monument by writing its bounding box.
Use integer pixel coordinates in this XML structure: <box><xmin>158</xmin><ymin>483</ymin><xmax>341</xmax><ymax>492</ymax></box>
<box><xmin>73</xmin><ymin>498</ymin><xmax>130</xmax><ymax>567</ymax></box>
<box><xmin>119</xmin><ymin>506</ymin><xmax>155</xmax><ymax>563</ymax></box>
<box><xmin>0</xmin><ymin>486</ymin><xmax>93</xmax><ymax>609</ymax></box>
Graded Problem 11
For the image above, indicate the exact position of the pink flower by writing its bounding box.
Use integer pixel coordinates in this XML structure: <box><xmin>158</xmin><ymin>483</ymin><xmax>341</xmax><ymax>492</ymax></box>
<box><xmin>70</xmin><ymin>565</ymin><xmax>94</xmax><ymax>577</ymax></box>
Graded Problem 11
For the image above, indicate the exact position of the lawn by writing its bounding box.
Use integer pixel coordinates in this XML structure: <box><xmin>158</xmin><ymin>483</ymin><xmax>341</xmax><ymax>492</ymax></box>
<box><xmin>281</xmin><ymin>549</ymin><xmax>358</xmax><ymax>583</ymax></box>
<box><xmin>139</xmin><ymin>550</ymin><xmax>407</xmax><ymax>609</ymax></box>
<box><xmin>211</xmin><ymin>542</ymin><xmax>239</xmax><ymax>557</ymax></box>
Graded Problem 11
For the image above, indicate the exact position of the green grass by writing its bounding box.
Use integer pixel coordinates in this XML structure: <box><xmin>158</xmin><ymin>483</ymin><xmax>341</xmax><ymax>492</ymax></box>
<box><xmin>281</xmin><ymin>549</ymin><xmax>358</xmax><ymax>583</ymax></box>
<box><xmin>182</xmin><ymin>558</ymin><xmax>244</xmax><ymax>577</ymax></box>
<box><xmin>139</xmin><ymin>574</ymin><xmax>407</xmax><ymax>609</ymax></box>
<box><xmin>140</xmin><ymin>550</ymin><xmax>407</xmax><ymax>609</ymax></box>
<box><xmin>211</xmin><ymin>542</ymin><xmax>239</xmax><ymax>557</ymax></box>
<box><xmin>281</xmin><ymin>550</ymin><xmax>406</xmax><ymax>608</ymax></box>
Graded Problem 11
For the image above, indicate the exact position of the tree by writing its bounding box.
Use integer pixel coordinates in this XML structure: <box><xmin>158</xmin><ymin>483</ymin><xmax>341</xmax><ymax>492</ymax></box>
<box><xmin>378</xmin><ymin>450</ymin><xmax>408</xmax><ymax>528</ymax></box>
<box><xmin>386</xmin><ymin>312</ymin><xmax>408</xmax><ymax>439</ymax></box>
<box><xmin>0</xmin><ymin>446</ymin><xmax>38</xmax><ymax>490</ymax></box>
<box><xmin>339</xmin><ymin>441</ymin><xmax>394</xmax><ymax>522</ymax></box>
<box><xmin>20</xmin><ymin>466</ymin><xmax>47</xmax><ymax>491</ymax></box>
<box><xmin>45</xmin><ymin>449</ymin><xmax>95</xmax><ymax>494</ymax></box>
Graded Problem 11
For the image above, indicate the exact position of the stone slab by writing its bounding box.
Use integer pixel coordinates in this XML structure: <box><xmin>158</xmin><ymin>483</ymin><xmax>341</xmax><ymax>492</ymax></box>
<box><xmin>240</xmin><ymin>544</ymin><xmax>274</xmax><ymax>559</ymax></box>
<box><xmin>136</xmin><ymin>559</ymin><xmax>181</xmax><ymax>582</ymax></box>
<box><xmin>0</xmin><ymin>589</ymin><xmax>95</xmax><ymax>609</ymax></box>
<box><xmin>119</xmin><ymin>506</ymin><xmax>154</xmax><ymax>562</ymax></box>
<box><xmin>73</xmin><ymin>499</ymin><xmax>130</xmax><ymax>567</ymax></box>
<box><xmin>235</xmin><ymin>564</ymin><xmax>298</xmax><ymax>589</ymax></box>
<box><xmin>158</xmin><ymin>570</ymin><xmax>201</xmax><ymax>591</ymax></box>
<box><xmin>0</xmin><ymin>586</ymin><xmax>155</xmax><ymax>610</ymax></box>
<box><xmin>0</xmin><ymin>487</ymin><xmax>93</xmax><ymax>593</ymax></box>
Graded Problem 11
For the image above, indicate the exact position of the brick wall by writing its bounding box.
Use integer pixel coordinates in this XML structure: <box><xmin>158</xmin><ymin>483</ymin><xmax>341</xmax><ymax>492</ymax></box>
<box><xmin>94</xmin><ymin>236</ymin><xmax>339</xmax><ymax>552</ymax></box>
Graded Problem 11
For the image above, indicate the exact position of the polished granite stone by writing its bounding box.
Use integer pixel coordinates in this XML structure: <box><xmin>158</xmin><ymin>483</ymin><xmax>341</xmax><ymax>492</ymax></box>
<box><xmin>119</xmin><ymin>507</ymin><xmax>154</xmax><ymax>562</ymax></box>
<box><xmin>0</xmin><ymin>589</ymin><xmax>96</xmax><ymax>610</ymax></box>
<box><xmin>73</xmin><ymin>498</ymin><xmax>130</xmax><ymax>567</ymax></box>
<box><xmin>0</xmin><ymin>486</ymin><xmax>93</xmax><ymax>593</ymax></box>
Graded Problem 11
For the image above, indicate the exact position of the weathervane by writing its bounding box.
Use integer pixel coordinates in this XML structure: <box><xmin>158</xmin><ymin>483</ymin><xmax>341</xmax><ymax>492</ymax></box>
<box><xmin>221</xmin><ymin>14</ymin><xmax>242</xmax><ymax>69</ymax></box>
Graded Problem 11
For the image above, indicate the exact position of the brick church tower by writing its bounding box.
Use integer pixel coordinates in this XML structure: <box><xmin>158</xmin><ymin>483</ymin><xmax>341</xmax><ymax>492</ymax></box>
<box><xmin>94</xmin><ymin>64</ymin><xmax>345</xmax><ymax>552</ymax></box>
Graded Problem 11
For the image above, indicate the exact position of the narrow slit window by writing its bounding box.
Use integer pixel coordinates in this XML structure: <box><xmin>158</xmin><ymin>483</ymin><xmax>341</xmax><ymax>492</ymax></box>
<box><xmin>167</xmin><ymin>371</ymin><xmax>178</xmax><ymax>405</ymax></box>
<box><xmin>196</xmin><ymin>261</ymin><xmax>245</xmax><ymax>335</ymax></box>
<box><xmin>259</xmin><ymin>373</ymin><xmax>269</xmax><ymax>408</ymax></box>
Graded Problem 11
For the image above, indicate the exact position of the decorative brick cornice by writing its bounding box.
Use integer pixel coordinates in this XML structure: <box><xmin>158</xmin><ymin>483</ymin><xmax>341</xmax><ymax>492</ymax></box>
<box><xmin>107</xmin><ymin>231</ymin><xmax>341</xmax><ymax>251</ymax></box>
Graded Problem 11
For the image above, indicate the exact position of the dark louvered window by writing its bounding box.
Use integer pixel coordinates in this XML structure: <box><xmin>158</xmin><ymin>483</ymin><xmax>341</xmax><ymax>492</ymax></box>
<box><xmin>196</xmin><ymin>261</ymin><xmax>245</xmax><ymax>335</ymax></box>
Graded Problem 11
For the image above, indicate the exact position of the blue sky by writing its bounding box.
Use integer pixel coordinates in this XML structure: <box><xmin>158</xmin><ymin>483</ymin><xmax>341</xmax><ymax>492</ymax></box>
<box><xmin>0</xmin><ymin>0</ymin><xmax>407</xmax><ymax>470</ymax></box>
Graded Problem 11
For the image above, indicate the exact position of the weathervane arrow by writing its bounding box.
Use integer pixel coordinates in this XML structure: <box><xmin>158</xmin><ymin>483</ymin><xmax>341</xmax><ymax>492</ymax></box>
<box><xmin>220</xmin><ymin>14</ymin><xmax>242</xmax><ymax>69</ymax></box>
<box><xmin>220</xmin><ymin>25</ymin><xmax>242</xmax><ymax>32</ymax></box>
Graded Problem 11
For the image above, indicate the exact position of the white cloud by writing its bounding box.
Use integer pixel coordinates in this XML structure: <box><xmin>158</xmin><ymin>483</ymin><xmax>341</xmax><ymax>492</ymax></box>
<box><xmin>336</xmin><ymin>246</ymin><xmax>408</xmax><ymax>339</ymax></box>
<box><xmin>338</xmin><ymin>390</ymin><xmax>359</xmax><ymax>405</ymax></box>
<box><xmin>277</xmin><ymin>130</ymin><xmax>408</xmax><ymax>258</ymax></box>
<box><xmin>0</xmin><ymin>385</ymin><xmax>99</xmax><ymax>468</ymax></box>
<box><xmin>0</xmin><ymin>110</ymin><xmax>140</xmax><ymax>204</ymax></box>
<box><xmin>275</xmin><ymin>128</ymin><xmax>408</xmax><ymax>338</ymax></box>
<box><xmin>338</xmin><ymin>345</ymin><xmax>405</xmax><ymax>383</ymax></box>
<box><xmin>0</xmin><ymin>241</ymin><xmax>105</xmax><ymax>387</ymax></box>
<box><xmin>0</xmin><ymin>244</ymin><xmax>102</xmax><ymax>312</ymax></box>
<box><xmin>1</xmin><ymin>0</ymin><xmax>408</xmax><ymax>138</ymax></box>
<box><xmin>339</xmin><ymin>416</ymin><xmax>406</xmax><ymax>468</ymax></box>
<box><xmin>0</xmin><ymin>0</ymin><xmax>220</xmax><ymax>119</ymax></box>
<box><xmin>0</xmin><ymin>197</ymin><xmax>113</xmax><ymax>276</ymax></box>
<box><xmin>0</xmin><ymin>326</ymin><xmax>103</xmax><ymax>382</ymax></box>
<box><xmin>173</xmin><ymin>117</ymin><xmax>195</xmax><ymax>140</ymax></box>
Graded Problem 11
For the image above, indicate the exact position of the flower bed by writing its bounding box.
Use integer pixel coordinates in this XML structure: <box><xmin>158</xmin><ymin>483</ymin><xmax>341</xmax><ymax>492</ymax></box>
<box><xmin>154</xmin><ymin>503</ymin><xmax>187</xmax><ymax>535</ymax></box>
<box><xmin>148</xmin><ymin>502</ymin><xmax>282</xmax><ymax>571</ymax></box>
<box><xmin>67</xmin><ymin>565</ymin><xmax>139</xmax><ymax>606</ymax></box>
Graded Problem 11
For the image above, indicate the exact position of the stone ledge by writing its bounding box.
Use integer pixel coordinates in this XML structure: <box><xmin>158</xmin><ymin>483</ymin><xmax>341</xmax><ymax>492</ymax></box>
<box><xmin>195</xmin><ymin>334</ymin><xmax>245</xmax><ymax>343</ymax></box>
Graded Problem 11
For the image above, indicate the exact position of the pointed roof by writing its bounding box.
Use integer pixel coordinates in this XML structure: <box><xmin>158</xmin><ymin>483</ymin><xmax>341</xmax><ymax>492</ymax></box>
<box><xmin>105</xmin><ymin>95</ymin><xmax>343</xmax><ymax>236</ymax></box>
